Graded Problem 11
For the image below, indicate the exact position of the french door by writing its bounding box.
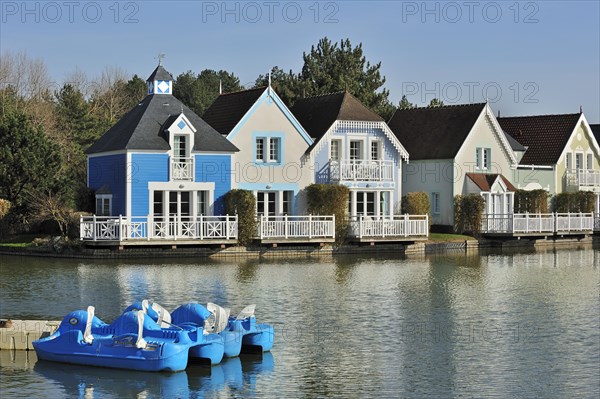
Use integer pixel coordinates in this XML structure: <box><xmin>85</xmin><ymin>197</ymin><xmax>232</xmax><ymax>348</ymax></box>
<box><xmin>257</xmin><ymin>192</ymin><xmax>276</xmax><ymax>217</ymax></box>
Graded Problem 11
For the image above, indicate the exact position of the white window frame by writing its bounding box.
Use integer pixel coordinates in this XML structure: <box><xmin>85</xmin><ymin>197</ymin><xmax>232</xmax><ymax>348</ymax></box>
<box><xmin>432</xmin><ymin>192</ymin><xmax>440</xmax><ymax>215</ymax></box>
<box><xmin>350</xmin><ymin>140</ymin><xmax>363</xmax><ymax>161</ymax></box>
<box><xmin>95</xmin><ymin>194</ymin><xmax>112</xmax><ymax>216</ymax></box>
<box><xmin>476</xmin><ymin>148</ymin><xmax>491</xmax><ymax>171</ymax></box>
<box><xmin>256</xmin><ymin>137</ymin><xmax>281</xmax><ymax>163</ymax></box>
<box><xmin>371</xmin><ymin>140</ymin><xmax>380</xmax><ymax>161</ymax></box>
<box><xmin>331</xmin><ymin>139</ymin><xmax>341</xmax><ymax>162</ymax></box>
<box><xmin>565</xmin><ymin>152</ymin><xmax>572</xmax><ymax>171</ymax></box>
<box><xmin>256</xmin><ymin>138</ymin><xmax>265</xmax><ymax>162</ymax></box>
<box><xmin>575</xmin><ymin>152</ymin><xmax>584</xmax><ymax>171</ymax></box>
<box><xmin>586</xmin><ymin>152</ymin><xmax>593</xmax><ymax>170</ymax></box>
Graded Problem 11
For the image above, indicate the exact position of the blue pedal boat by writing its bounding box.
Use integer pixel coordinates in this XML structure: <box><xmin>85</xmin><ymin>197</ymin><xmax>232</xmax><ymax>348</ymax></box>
<box><xmin>172</xmin><ymin>303</ymin><xmax>244</xmax><ymax>358</ymax></box>
<box><xmin>33</xmin><ymin>306</ymin><xmax>202</xmax><ymax>372</ymax></box>
<box><xmin>172</xmin><ymin>303</ymin><xmax>274</xmax><ymax>356</ymax></box>
<box><xmin>226</xmin><ymin>305</ymin><xmax>275</xmax><ymax>353</ymax></box>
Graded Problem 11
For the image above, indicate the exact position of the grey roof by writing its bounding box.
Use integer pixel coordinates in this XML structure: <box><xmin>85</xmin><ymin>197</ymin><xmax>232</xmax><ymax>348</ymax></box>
<box><xmin>86</xmin><ymin>94</ymin><xmax>239</xmax><ymax>154</ymax></box>
<box><xmin>503</xmin><ymin>131</ymin><xmax>527</xmax><ymax>151</ymax></box>
<box><xmin>147</xmin><ymin>65</ymin><xmax>173</xmax><ymax>81</ymax></box>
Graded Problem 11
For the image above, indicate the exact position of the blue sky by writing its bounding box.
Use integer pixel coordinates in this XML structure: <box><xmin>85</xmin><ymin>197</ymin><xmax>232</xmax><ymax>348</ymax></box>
<box><xmin>1</xmin><ymin>0</ymin><xmax>599</xmax><ymax>121</ymax></box>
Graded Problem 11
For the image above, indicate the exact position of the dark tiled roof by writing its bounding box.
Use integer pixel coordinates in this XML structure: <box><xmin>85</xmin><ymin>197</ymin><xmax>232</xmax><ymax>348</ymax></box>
<box><xmin>387</xmin><ymin>103</ymin><xmax>486</xmax><ymax>160</ymax></box>
<box><xmin>202</xmin><ymin>87</ymin><xmax>266</xmax><ymax>135</ymax></box>
<box><xmin>466</xmin><ymin>173</ymin><xmax>516</xmax><ymax>192</ymax></box>
<box><xmin>147</xmin><ymin>65</ymin><xmax>174</xmax><ymax>81</ymax></box>
<box><xmin>291</xmin><ymin>91</ymin><xmax>383</xmax><ymax>153</ymax></box>
<box><xmin>498</xmin><ymin>114</ymin><xmax>581</xmax><ymax>165</ymax></box>
<box><xmin>591</xmin><ymin>124</ymin><xmax>600</xmax><ymax>144</ymax></box>
<box><xmin>86</xmin><ymin>94</ymin><xmax>238</xmax><ymax>154</ymax></box>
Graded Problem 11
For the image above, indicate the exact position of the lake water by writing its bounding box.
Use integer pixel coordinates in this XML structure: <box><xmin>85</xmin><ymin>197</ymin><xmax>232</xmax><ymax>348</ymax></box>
<box><xmin>1</xmin><ymin>247</ymin><xmax>599</xmax><ymax>398</ymax></box>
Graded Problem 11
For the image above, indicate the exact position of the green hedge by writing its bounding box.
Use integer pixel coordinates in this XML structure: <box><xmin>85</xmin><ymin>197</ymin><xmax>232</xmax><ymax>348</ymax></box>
<box><xmin>401</xmin><ymin>192</ymin><xmax>430</xmax><ymax>215</ymax></box>
<box><xmin>224</xmin><ymin>189</ymin><xmax>256</xmax><ymax>246</ymax></box>
<box><xmin>454</xmin><ymin>194</ymin><xmax>485</xmax><ymax>234</ymax></box>
<box><xmin>306</xmin><ymin>184</ymin><xmax>349</xmax><ymax>243</ymax></box>
<box><xmin>514</xmin><ymin>189</ymin><xmax>549</xmax><ymax>213</ymax></box>
<box><xmin>554</xmin><ymin>192</ymin><xmax>596</xmax><ymax>213</ymax></box>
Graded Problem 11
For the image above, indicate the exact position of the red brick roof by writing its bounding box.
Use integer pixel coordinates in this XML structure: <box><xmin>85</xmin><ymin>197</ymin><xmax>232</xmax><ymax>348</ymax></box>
<box><xmin>498</xmin><ymin>114</ymin><xmax>581</xmax><ymax>166</ymax></box>
<box><xmin>466</xmin><ymin>173</ymin><xmax>516</xmax><ymax>192</ymax></box>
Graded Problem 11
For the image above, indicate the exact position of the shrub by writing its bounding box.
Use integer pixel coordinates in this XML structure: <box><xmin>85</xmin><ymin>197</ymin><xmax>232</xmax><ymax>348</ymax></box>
<box><xmin>454</xmin><ymin>194</ymin><xmax>485</xmax><ymax>234</ymax></box>
<box><xmin>401</xmin><ymin>192</ymin><xmax>431</xmax><ymax>228</ymax></box>
<box><xmin>514</xmin><ymin>189</ymin><xmax>549</xmax><ymax>213</ymax></box>
<box><xmin>306</xmin><ymin>184</ymin><xmax>349</xmax><ymax>243</ymax></box>
<box><xmin>0</xmin><ymin>199</ymin><xmax>11</xmax><ymax>219</ymax></box>
<box><xmin>224</xmin><ymin>189</ymin><xmax>256</xmax><ymax>246</ymax></box>
<box><xmin>554</xmin><ymin>191</ymin><xmax>595</xmax><ymax>213</ymax></box>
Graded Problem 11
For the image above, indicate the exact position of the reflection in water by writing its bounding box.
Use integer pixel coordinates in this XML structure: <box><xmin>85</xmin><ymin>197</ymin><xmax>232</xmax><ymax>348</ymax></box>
<box><xmin>0</xmin><ymin>247</ymin><xmax>598</xmax><ymax>398</ymax></box>
<box><xmin>0</xmin><ymin>350</ymin><xmax>274</xmax><ymax>399</ymax></box>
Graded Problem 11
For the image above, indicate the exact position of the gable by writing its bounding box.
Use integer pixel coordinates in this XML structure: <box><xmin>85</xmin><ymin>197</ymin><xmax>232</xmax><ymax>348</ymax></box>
<box><xmin>227</xmin><ymin>88</ymin><xmax>313</xmax><ymax>146</ymax></box>
<box><xmin>561</xmin><ymin>115</ymin><xmax>600</xmax><ymax>161</ymax></box>
<box><xmin>456</xmin><ymin>104</ymin><xmax>517</xmax><ymax>168</ymax></box>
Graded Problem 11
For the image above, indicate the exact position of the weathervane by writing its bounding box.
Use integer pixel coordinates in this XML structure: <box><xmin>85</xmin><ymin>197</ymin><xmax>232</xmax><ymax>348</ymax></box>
<box><xmin>156</xmin><ymin>53</ymin><xmax>166</xmax><ymax>66</ymax></box>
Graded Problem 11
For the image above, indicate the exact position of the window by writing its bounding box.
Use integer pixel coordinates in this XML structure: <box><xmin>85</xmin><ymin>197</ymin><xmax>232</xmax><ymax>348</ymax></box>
<box><xmin>95</xmin><ymin>195</ymin><xmax>112</xmax><ymax>216</ymax></box>
<box><xmin>331</xmin><ymin>140</ymin><xmax>341</xmax><ymax>162</ymax></box>
<box><xmin>197</xmin><ymin>191</ymin><xmax>209</xmax><ymax>216</ymax></box>
<box><xmin>587</xmin><ymin>153</ymin><xmax>594</xmax><ymax>170</ymax></box>
<box><xmin>432</xmin><ymin>192</ymin><xmax>440</xmax><ymax>215</ymax></box>
<box><xmin>575</xmin><ymin>153</ymin><xmax>583</xmax><ymax>171</ymax></box>
<box><xmin>269</xmin><ymin>138</ymin><xmax>280</xmax><ymax>162</ymax></box>
<box><xmin>371</xmin><ymin>141</ymin><xmax>380</xmax><ymax>161</ymax></box>
<box><xmin>282</xmin><ymin>191</ymin><xmax>294</xmax><ymax>215</ymax></box>
<box><xmin>256</xmin><ymin>137</ymin><xmax>281</xmax><ymax>163</ymax></box>
<box><xmin>174</xmin><ymin>135</ymin><xmax>187</xmax><ymax>162</ymax></box>
<box><xmin>153</xmin><ymin>191</ymin><xmax>164</xmax><ymax>220</ymax></box>
<box><xmin>566</xmin><ymin>153</ymin><xmax>572</xmax><ymax>170</ymax></box>
<box><xmin>379</xmin><ymin>192</ymin><xmax>390</xmax><ymax>215</ymax></box>
<box><xmin>350</xmin><ymin>140</ymin><xmax>363</xmax><ymax>160</ymax></box>
<box><xmin>256</xmin><ymin>138</ymin><xmax>264</xmax><ymax>162</ymax></box>
<box><xmin>356</xmin><ymin>192</ymin><xmax>375</xmax><ymax>216</ymax></box>
<box><xmin>476</xmin><ymin>148</ymin><xmax>491</xmax><ymax>170</ymax></box>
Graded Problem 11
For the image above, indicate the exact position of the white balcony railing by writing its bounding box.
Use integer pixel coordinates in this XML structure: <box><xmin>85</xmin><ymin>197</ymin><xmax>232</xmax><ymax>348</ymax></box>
<box><xmin>348</xmin><ymin>215</ymin><xmax>429</xmax><ymax>239</ymax></box>
<box><xmin>565</xmin><ymin>169</ymin><xmax>600</xmax><ymax>189</ymax></box>
<box><xmin>481</xmin><ymin>213</ymin><xmax>594</xmax><ymax>234</ymax></box>
<box><xmin>330</xmin><ymin>160</ymin><xmax>394</xmax><ymax>182</ymax></box>
<box><xmin>80</xmin><ymin>215</ymin><xmax>238</xmax><ymax>241</ymax></box>
<box><xmin>170</xmin><ymin>157</ymin><xmax>194</xmax><ymax>181</ymax></box>
<box><xmin>256</xmin><ymin>215</ymin><xmax>335</xmax><ymax>240</ymax></box>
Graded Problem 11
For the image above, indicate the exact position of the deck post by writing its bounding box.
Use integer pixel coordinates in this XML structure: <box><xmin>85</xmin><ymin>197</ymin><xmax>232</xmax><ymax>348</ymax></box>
<box><xmin>332</xmin><ymin>214</ymin><xmax>336</xmax><ymax>239</ymax></box>
<box><xmin>426</xmin><ymin>214</ymin><xmax>429</xmax><ymax>238</ymax></box>
<box><xmin>359</xmin><ymin>216</ymin><xmax>363</xmax><ymax>239</ymax></box>
<box><xmin>79</xmin><ymin>215</ymin><xmax>83</xmax><ymax>240</ymax></box>
<box><xmin>260</xmin><ymin>215</ymin><xmax>264</xmax><ymax>240</ymax></box>
<box><xmin>404</xmin><ymin>214</ymin><xmax>408</xmax><ymax>237</ymax></box>
<box><xmin>92</xmin><ymin>214</ymin><xmax>97</xmax><ymax>241</ymax></box>
<box><xmin>119</xmin><ymin>215</ymin><xmax>123</xmax><ymax>241</ymax></box>
<box><xmin>285</xmin><ymin>214</ymin><xmax>288</xmax><ymax>239</ymax></box>
<box><xmin>309</xmin><ymin>214</ymin><xmax>312</xmax><ymax>239</ymax></box>
<box><xmin>200</xmin><ymin>214</ymin><xmax>204</xmax><ymax>240</ymax></box>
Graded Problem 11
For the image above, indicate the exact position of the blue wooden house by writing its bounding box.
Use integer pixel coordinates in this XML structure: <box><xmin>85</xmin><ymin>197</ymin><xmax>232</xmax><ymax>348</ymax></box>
<box><xmin>82</xmin><ymin>64</ymin><xmax>239</xmax><ymax>243</ymax></box>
